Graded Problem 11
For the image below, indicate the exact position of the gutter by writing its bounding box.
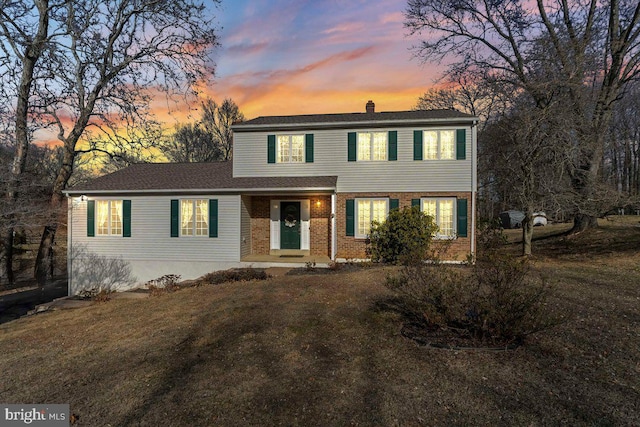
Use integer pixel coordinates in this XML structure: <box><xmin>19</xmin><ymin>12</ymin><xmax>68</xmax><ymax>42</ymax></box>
<box><xmin>64</xmin><ymin>186</ymin><xmax>338</xmax><ymax>196</ymax></box>
<box><xmin>232</xmin><ymin>117</ymin><xmax>479</xmax><ymax>132</ymax></box>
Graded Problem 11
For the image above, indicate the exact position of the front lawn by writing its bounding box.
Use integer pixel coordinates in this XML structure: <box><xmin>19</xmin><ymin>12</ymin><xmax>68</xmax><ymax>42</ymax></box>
<box><xmin>0</xmin><ymin>218</ymin><xmax>639</xmax><ymax>425</ymax></box>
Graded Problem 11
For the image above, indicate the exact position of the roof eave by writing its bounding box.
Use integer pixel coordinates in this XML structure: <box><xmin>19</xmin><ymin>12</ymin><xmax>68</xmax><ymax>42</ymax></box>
<box><xmin>64</xmin><ymin>186</ymin><xmax>337</xmax><ymax>196</ymax></box>
<box><xmin>232</xmin><ymin>116</ymin><xmax>479</xmax><ymax>132</ymax></box>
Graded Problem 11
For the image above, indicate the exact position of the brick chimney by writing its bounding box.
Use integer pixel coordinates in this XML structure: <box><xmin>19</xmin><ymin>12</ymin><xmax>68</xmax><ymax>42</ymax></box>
<box><xmin>366</xmin><ymin>100</ymin><xmax>375</xmax><ymax>113</ymax></box>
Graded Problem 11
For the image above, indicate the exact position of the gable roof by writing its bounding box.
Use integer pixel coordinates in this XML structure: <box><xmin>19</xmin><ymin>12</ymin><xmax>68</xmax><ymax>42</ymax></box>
<box><xmin>65</xmin><ymin>162</ymin><xmax>337</xmax><ymax>195</ymax></box>
<box><xmin>233</xmin><ymin>109</ymin><xmax>477</xmax><ymax>132</ymax></box>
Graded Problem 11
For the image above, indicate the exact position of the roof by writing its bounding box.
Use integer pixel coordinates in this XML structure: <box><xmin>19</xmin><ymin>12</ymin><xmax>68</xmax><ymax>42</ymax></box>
<box><xmin>232</xmin><ymin>109</ymin><xmax>477</xmax><ymax>131</ymax></box>
<box><xmin>65</xmin><ymin>162</ymin><xmax>337</xmax><ymax>195</ymax></box>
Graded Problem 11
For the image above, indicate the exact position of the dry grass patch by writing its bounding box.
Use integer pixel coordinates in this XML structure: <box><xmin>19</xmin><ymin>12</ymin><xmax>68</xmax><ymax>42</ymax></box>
<box><xmin>0</xmin><ymin>222</ymin><xmax>639</xmax><ymax>425</ymax></box>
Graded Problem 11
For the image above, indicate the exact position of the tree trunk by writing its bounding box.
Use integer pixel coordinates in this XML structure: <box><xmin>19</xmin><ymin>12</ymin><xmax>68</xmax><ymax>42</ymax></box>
<box><xmin>571</xmin><ymin>213</ymin><xmax>599</xmax><ymax>233</ymax></box>
<box><xmin>522</xmin><ymin>214</ymin><xmax>534</xmax><ymax>256</ymax></box>
<box><xmin>34</xmin><ymin>225</ymin><xmax>56</xmax><ymax>285</ymax></box>
<box><xmin>1</xmin><ymin>228</ymin><xmax>15</xmax><ymax>285</ymax></box>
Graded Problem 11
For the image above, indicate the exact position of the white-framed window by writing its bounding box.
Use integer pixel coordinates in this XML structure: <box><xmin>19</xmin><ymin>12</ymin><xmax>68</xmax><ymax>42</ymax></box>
<box><xmin>180</xmin><ymin>199</ymin><xmax>209</xmax><ymax>236</ymax></box>
<box><xmin>356</xmin><ymin>198</ymin><xmax>388</xmax><ymax>238</ymax></box>
<box><xmin>358</xmin><ymin>132</ymin><xmax>387</xmax><ymax>161</ymax></box>
<box><xmin>422</xmin><ymin>198</ymin><xmax>456</xmax><ymax>238</ymax></box>
<box><xmin>96</xmin><ymin>200</ymin><xmax>122</xmax><ymax>236</ymax></box>
<box><xmin>424</xmin><ymin>130</ymin><xmax>455</xmax><ymax>160</ymax></box>
<box><xmin>277</xmin><ymin>134</ymin><xmax>304</xmax><ymax>163</ymax></box>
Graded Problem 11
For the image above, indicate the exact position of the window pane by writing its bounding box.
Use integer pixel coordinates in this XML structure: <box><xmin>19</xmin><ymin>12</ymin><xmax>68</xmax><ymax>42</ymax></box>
<box><xmin>372</xmin><ymin>132</ymin><xmax>387</xmax><ymax>161</ymax></box>
<box><xmin>110</xmin><ymin>201</ymin><xmax>122</xmax><ymax>235</ymax></box>
<box><xmin>277</xmin><ymin>135</ymin><xmax>289</xmax><ymax>163</ymax></box>
<box><xmin>181</xmin><ymin>200</ymin><xmax>194</xmax><ymax>236</ymax></box>
<box><xmin>357</xmin><ymin>200</ymin><xmax>371</xmax><ymax>236</ymax></box>
<box><xmin>422</xmin><ymin>199</ymin><xmax>437</xmax><ymax>219</ymax></box>
<box><xmin>440</xmin><ymin>130</ymin><xmax>455</xmax><ymax>159</ymax></box>
<box><xmin>195</xmin><ymin>199</ymin><xmax>208</xmax><ymax>236</ymax></box>
<box><xmin>291</xmin><ymin>135</ymin><xmax>304</xmax><ymax>163</ymax></box>
<box><xmin>424</xmin><ymin>131</ymin><xmax>438</xmax><ymax>159</ymax></box>
<box><xmin>96</xmin><ymin>201</ymin><xmax>109</xmax><ymax>235</ymax></box>
<box><xmin>439</xmin><ymin>200</ymin><xmax>454</xmax><ymax>237</ymax></box>
<box><xmin>372</xmin><ymin>200</ymin><xmax>387</xmax><ymax>223</ymax></box>
<box><xmin>357</xmin><ymin>133</ymin><xmax>371</xmax><ymax>161</ymax></box>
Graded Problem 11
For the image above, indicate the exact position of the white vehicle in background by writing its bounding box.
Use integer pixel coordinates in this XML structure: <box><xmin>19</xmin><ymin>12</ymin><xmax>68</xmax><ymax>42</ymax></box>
<box><xmin>499</xmin><ymin>210</ymin><xmax>548</xmax><ymax>228</ymax></box>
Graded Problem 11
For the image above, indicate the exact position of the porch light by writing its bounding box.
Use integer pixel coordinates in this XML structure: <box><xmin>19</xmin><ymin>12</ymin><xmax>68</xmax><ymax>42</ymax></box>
<box><xmin>315</xmin><ymin>200</ymin><xmax>322</xmax><ymax>207</ymax></box>
<box><xmin>80</xmin><ymin>195</ymin><xmax>87</xmax><ymax>202</ymax></box>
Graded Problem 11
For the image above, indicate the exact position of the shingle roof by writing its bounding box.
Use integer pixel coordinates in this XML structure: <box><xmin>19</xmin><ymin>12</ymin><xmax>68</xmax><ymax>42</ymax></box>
<box><xmin>233</xmin><ymin>109</ymin><xmax>476</xmax><ymax>130</ymax></box>
<box><xmin>65</xmin><ymin>162</ymin><xmax>337</xmax><ymax>194</ymax></box>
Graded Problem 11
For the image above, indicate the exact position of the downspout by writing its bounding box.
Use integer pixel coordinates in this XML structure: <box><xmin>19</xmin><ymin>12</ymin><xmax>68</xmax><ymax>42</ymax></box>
<box><xmin>471</xmin><ymin>120</ymin><xmax>478</xmax><ymax>259</ymax></box>
<box><xmin>67</xmin><ymin>196</ymin><xmax>72</xmax><ymax>296</ymax></box>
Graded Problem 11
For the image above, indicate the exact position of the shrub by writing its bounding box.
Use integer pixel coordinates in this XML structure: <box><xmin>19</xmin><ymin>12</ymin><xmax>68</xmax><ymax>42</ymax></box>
<box><xmin>387</xmin><ymin>254</ymin><xmax>556</xmax><ymax>346</ymax></box>
<box><xmin>368</xmin><ymin>206</ymin><xmax>438</xmax><ymax>265</ymax></box>
<box><xmin>146</xmin><ymin>274</ymin><xmax>182</xmax><ymax>296</ymax></box>
<box><xmin>196</xmin><ymin>268</ymin><xmax>269</xmax><ymax>286</ymax></box>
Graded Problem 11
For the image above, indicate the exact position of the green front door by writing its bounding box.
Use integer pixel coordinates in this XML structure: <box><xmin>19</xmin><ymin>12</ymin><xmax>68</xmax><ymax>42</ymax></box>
<box><xmin>280</xmin><ymin>201</ymin><xmax>301</xmax><ymax>249</ymax></box>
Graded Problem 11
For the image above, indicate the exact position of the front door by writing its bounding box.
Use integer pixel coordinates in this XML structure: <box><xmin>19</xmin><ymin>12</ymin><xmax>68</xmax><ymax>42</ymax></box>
<box><xmin>280</xmin><ymin>201</ymin><xmax>301</xmax><ymax>249</ymax></box>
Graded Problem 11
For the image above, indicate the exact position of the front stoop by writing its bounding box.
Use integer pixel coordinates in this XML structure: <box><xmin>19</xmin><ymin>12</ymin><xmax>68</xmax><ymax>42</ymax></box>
<box><xmin>269</xmin><ymin>249</ymin><xmax>311</xmax><ymax>257</ymax></box>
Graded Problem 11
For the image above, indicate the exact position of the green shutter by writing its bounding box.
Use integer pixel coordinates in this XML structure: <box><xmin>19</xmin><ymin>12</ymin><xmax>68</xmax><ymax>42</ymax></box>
<box><xmin>411</xmin><ymin>198</ymin><xmax>421</xmax><ymax>208</ymax></box>
<box><xmin>457</xmin><ymin>198</ymin><xmax>468</xmax><ymax>237</ymax></box>
<box><xmin>209</xmin><ymin>199</ymin><xmax>218</xmax><ymax>238</ymax></box>
<box><xmin>123</xmin><ymin>200</ymin><xmax>131</xmax><ymax>237</ymax></box>
<box><xmin>346</xmin><ymin>199</ymin><xmax>355</xmax><ymax>236</ymax></box>
<box><xmin>87</xmin><ymin>200</ymin><xmax>95</xmax><ymax>237</ymax></box>
<box><xmin>305</xmin><ymin>134</ymin><xmax>314</xmax><ymax>163</ymax></box>
<box><xmin>267</xmin><ymin>135</ymin><xmax>276</xmax><ymax>163</ymax></box>
<box><xmin>413</xmin><ymin>130</ymin><xmax>423</xmax><ymax>160</ymax></box>
<box><xmin>390</xmin><ymin>198</ymin><xmax>399</xmax><ymax>211</ymax></box>
<box><xmin>456</xmin><ymin>129</ymin><xmax>466</xmax><ymax>160</ymax></box>
<box><xmin>388</xmin><ymin>131</ymin><xmax>397</xmax><ymax>161</ymax></box>
<box><xmin>347</xmin><ymin>132</ymin><xmax>356</xmax><ymax>161</ymax></box>
<box><xmin>170</xmin><ymin>199</ymin><xmax>179</xmax><ymax>237</ymax></box>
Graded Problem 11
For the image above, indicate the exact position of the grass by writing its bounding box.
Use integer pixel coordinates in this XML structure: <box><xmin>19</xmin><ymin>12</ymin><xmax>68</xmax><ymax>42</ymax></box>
<box><xmin>0</xmin><ymin>217</ymin><xmax>639</xmax><ymax>425</ymax></box>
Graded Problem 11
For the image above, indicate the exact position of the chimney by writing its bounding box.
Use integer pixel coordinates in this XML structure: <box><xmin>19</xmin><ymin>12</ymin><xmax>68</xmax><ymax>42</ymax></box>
<box><xmin>366</xmin><ymin>100</ymin><xmax>375</xmax><ymax>113</ymax></box>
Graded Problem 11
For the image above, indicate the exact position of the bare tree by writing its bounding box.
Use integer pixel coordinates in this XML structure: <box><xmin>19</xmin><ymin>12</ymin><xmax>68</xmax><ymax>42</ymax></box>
<box><xmin>414</xmin><ymin>74</ymin><xmax>507</xmax><ymax>131</ymax></box>
<box><xmin>162</xmin><ymin>97</ymin><xmax>244</xmax><ymax>163</ymax></box>
<box><xmin>14</xmin><ymin>0</ymin><xmax>220</xmax><ymax>283</ymax></box>
<box><xmin>200</xmin><ymin>98</ymin><xmax>245</xmax><ymax>161</ymax></box>
<box><xmin>163</xmin><ymin>122</ymin><xmax>221</xmax><ymax>163</ymax></box>
<box><xmin>0</xmin><ymin>0</ymin><xmax>53</xmax><ymax>283</ymax></box>
<box><xmin>406</xmin><ymin>0</ymin><xmax>640</xmax><ymax>232</ymax></box>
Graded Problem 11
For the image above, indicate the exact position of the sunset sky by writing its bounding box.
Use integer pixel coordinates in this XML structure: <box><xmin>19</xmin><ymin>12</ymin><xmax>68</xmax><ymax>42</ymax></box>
<box><xmin>174</xmin><ymin>0</ymin><xmax>443</xmax><ymax>122</ymax></box>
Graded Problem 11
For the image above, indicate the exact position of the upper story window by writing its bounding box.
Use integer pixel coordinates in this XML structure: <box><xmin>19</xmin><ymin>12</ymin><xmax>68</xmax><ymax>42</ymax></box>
<box><xmin>277</xmin><ymin>135</ymin><xmax>304</xmax><ymax>163</ymax></box>
<box><xmin>414</xmin><ymin>129</ymin><xmax>466</xmax><ymax>161</ymax></box>
<box><xmin>268</xmin><ymin>134</ymin><xmax>313</xmax><ymax>163</ymax></box>
<box><xmin>348</xmin><ymin>131</ymin><xmax>397</xmax><ymax>162</ymax></box>
<box><xmin>357</xmin><ymin>132</ymin><xmax>387</xmax><ymax>161</ymax></box>
<box><xmin>181</xmin><ymin>199</ymin><xmax>209</xmax><ymax>236</ymax></box>
<box><xmin>424</xmin><ymin>130</ymin><xmax>455</xmax><ymax>160</ymax></box>
<box><xmin>96</xmin><ymin>200</ymin><xmax>122</xmax><ymax>236</ymax></box>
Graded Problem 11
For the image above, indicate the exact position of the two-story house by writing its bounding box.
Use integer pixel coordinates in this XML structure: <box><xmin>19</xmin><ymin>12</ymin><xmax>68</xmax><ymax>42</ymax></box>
<box><xmin>64</xmin><ymin>101</ymin><xmax>478</xmax><ymax>294</ymax></box>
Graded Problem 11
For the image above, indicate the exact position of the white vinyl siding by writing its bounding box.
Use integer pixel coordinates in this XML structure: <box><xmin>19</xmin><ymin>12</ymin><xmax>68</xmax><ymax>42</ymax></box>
<box><xmin>356</xmin><ymin>198</ymin><xmax>388</xmax><ymax>238</ymax></box>
<box><xmin>69</xmin><ymin>195</ymin><xmax>241</xmax><ymax>292</ymax></box>
<box><xmin>233</xmin><ymin>126</ymin><xmax>474</xmax><ymax>193</ymax></box>
<box><xmin>422</xmin><ymin>198</ymin><xmax>456</xmax><ymax>239</ymax></box>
